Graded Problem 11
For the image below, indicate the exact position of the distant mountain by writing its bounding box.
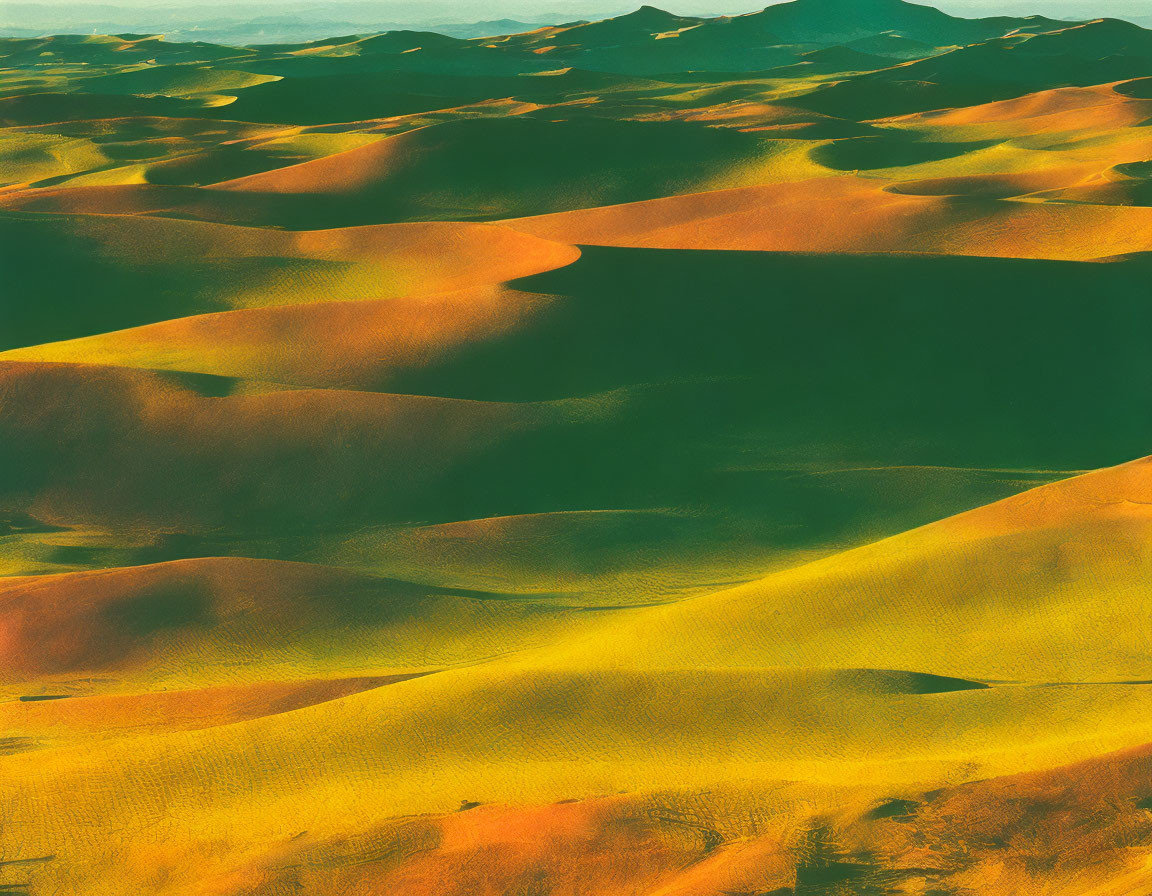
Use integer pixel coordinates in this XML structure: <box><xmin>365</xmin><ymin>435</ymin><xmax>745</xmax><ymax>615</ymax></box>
<box><xmin>3</xmin><ymin>2</ymin><xmax>1150</xmax><ymax>85</ymax></box>
<box><xmin>789</xmin><ymin>15</ymin><xmax>1152</xmax><ymax>118</ymax></box>
<box><xmin>736</xmin><ymin>0</ymin><xmax>1072</xmax><ymax>44</ymax></box>
<box><xmin>0</xmin><ymin>2</ymin><xmax>581</xmax><ymax>44</ymax></box>
<box><xmin>454</xmin><ymin>0</ymin><xmax>1084</xmax><ymax>74</ymax></box>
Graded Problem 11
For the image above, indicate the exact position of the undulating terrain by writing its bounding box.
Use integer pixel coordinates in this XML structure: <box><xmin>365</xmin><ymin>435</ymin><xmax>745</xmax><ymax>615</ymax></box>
<box><xmin>2</xmin><ymin>0</ymin><xmax>1152</xmax><ymax>892</ymax></box>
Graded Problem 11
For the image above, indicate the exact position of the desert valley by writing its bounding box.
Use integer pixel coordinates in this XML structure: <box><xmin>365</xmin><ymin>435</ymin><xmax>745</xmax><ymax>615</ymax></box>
<box><xmin>2</xmin><ymin>0</ymin><xmax>1152</xmax><ymax>892</ymax></box>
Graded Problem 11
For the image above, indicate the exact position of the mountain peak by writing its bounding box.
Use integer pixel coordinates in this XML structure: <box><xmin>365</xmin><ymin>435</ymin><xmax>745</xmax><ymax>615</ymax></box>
<box><xmin>621</xmin><ymin>6</ymin><xmax>684</xmax><ymax>24</ymax></box>
<box><xmin>558</xmin><ymin>5</ymin><xmax>695</xmax><ymax>41</ymax></box>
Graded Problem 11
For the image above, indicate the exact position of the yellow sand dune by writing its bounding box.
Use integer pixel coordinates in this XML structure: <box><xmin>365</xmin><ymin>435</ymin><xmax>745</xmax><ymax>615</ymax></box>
<box><xmin>4</xmin><ymin>660</ymin><xmax>1152</xmax><ymax>895</ymax></box>
<box><xmin>0</xmin><ymin>206</ymin><xmax>578</xmax><ymax>306</ymax></box>
<box><xmin>0</xmin><ymin>675</ymin><xmax>408</xmax><ymax>745</ymax></box>
<box><xmin>5</xmin><ymin>460</ymin><xmax>1152</xmax><ymax>892</ymax></box>
<box><xmin>182</xmin><ymin>738</ymin><xmax>1152</xmax><ymax>896</ymax></box>
<box><xmin>536</xmin><ymin>456</ymin><xmax>1152</xmax><ymax>682</ymax></box>
<box><xmin>886</xmin><ymin>80</ymin><xmax>1152</xmax><ymax>135</ymax></box>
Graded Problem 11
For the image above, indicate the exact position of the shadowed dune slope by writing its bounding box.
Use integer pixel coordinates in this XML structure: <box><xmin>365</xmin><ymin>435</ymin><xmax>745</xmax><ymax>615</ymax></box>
<box><xmin>0</xmin><ymin>211</ymin><xmax>578</xmax><ymax>349</ymax></box>
<box><xmin>212</xmin><ymin>117</ymin><xmax>780</xmax><ymax>223</ymax></box>
<box><xmin>3</xmin><ymin>244</ymin><xmax>1151</xmax><ymax>604</ymax></box>
<box><xmin>5</xmin><ymin>248</ymin><xmax>1151</xmax><ymax>549</ymax></box>
<box><xmin>0</xmin><ymin>556</ymin><xmax>592</xmax><ymax>695</ymax></box>
<box><xmin>0</xmin><ymin>361</ymin><xmax>585</xmax><ymax>532</ymax></box>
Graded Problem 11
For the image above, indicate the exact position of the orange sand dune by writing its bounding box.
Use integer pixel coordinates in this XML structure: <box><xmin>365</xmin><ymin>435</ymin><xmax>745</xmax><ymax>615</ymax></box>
<box><xmin>887</xmin><ymin>80</ymin><xmax>1152</xmax><ymax>134</ymax></box>
<box><xmin>504</xmin><ymin>175</ymin><xmax>1152</xmax><ymax>260</ymax></box>
<box><xmin>236</xmin><ymin>794</ymin><xmax>736</xmax><ymax>896</ymax></box>
<box><xmin>0</xmin><ymin>674</ymin><xmax>409</xmax><ymax>739</ymax></box>
<box><xmin>0</xmin><ymin>202</ymin><xmax>579</xmax><ymax>299</ymax></box>
<box><xmin>0</xmin><ymin>557</ymin><xmax>423</xmax><ymax>679</ymax></box>
<box><xmin>190</xmin><ymin>738</ymin><xmax>1152</xmax><ymax>896</ymax></box>
<box><xmin>213</xmin><ymin>124</ymin><xmax>425</xmax><ymax>195</ymax></box>
<box><xmin>0</xmin><ymin>284</ymin><xmax>552</xmax><ymax>388</ymax></box>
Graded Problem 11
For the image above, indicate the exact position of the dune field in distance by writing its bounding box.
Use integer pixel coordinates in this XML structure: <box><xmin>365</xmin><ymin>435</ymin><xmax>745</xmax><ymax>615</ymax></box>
<box><xmin>2</xmin><ymin>0</ymin><xmax>1152</xmax><ymax>891</ymax></box>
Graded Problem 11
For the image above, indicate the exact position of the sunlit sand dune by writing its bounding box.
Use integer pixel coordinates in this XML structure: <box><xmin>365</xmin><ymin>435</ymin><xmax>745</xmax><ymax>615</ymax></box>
<box><xmin>506</xmin><ymin>176</ymin><xmax>1152</xmax><ymax>259</ymax></box>
<box><xmin>539</xmin><ymin>457</ymin><xmax>1152</xmax><ymax>681</ymax></box>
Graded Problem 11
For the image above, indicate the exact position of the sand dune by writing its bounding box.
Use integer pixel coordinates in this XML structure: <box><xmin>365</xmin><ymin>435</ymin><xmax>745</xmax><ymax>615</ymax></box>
<box><xmin>0</xmin><ymin>675</ymin><xmax>409</xmax><ymax>746</ymax></box>
<box><xmin>203</xmin><ymin>738</ymin><xmax>1152</xmax><ymax>896</ymax></box>
<box><xmin>0</xmin><ymin>360</ymin><xmax>560</xmax><ymax>531</ymax></box>
<box><xmin>888</xmin><ymin>80</ymin><xmax>1152</xmax><ymax>133</ymax></box>
<box><xmin>0</xmin><ymin>556</ymin><xmax>594</xmax><ymax>695</ymax></box>
<box><xmin>0</xmin><ymin>284</ymin><xmax>556</xmax><ymax>387</ymax></box>
<box><xmin>212</xmin><ymin>116</ymin><xmax>781</xmax><ymax>222</ymax></box>
<box><xmin>541</xmin><ymin>456</ymin><xmax>1152</xmax><ymax>681</ymax></box>
<box><xmin>5</xmin><ymin>660</ymin><xmax>1152</xmax><ymax>894</ymax></box>
<box><xmin>0</xmin><ymin>210</ymin><xmax>578</xmax><ymax>350</ymax></box>
<box><xmin>505</xmin><ymin>175</ymin><xmax>1152</xmax><ymax>259</ymax></box>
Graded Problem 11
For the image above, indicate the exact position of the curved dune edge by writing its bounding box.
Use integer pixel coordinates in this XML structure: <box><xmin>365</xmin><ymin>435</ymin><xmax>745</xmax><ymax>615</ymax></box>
<box><xmin>0</xmin><ymin>284</ymin><xmax>556</xmax><ymax>387</ymax></box>
<box><xmin>212</xmin><ymin>122</ymin><xmax>435</xmax><ymax>194</ymax></box>
<box><xmin>501</xmin><ymin>176</ymin><xmax>1152</xmax><ymax>260</ymax></box>
<box><xmin>0</xmin><ymin>203</ymin><xmax>581</xmax><ymax>301</ymax></box>
<box><xmin>883</xmin><ymin>79</ymin><xmax>1152</xmax><ymax>133</ymax></box>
